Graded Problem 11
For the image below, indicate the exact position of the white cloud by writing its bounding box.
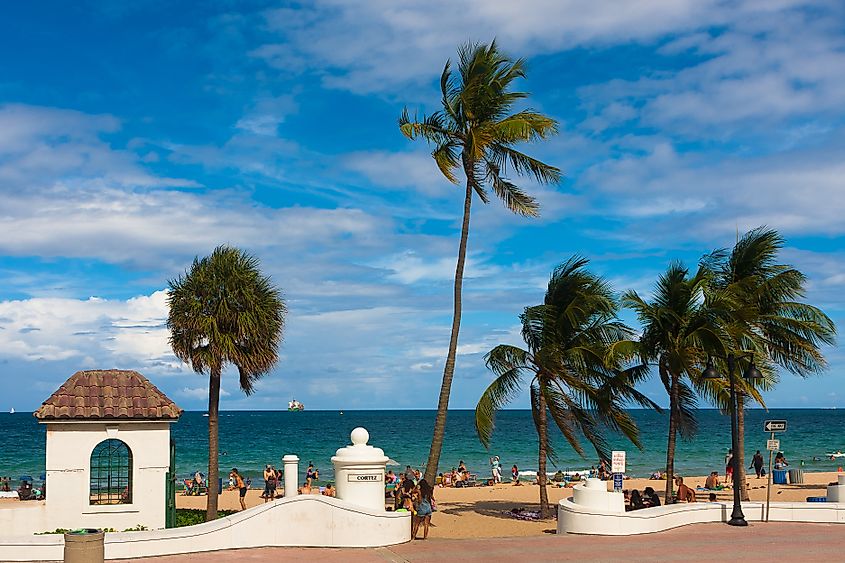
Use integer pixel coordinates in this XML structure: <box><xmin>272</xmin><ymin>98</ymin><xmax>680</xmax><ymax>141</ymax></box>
<box><xmin>0</xmin><ymin>185</ymin><xmax>380</xmax><ymax>266</ymax></box>
<box><xmin>179</xmin><ymin>386</ymin><xmax>231</xmax><ymax>400</ymax></box>
<box><xmin>0</xmin><ymin>290</ymin><xmax>173</xmax><ymax>366</ymax></box>
<box><xmin>234</xmin><ymin>94</ymin><xmax>299</xmax><ymax>136</ymax></box>
<box><xmin>343</xmin><ymin>150</ymin><xmax>453</xmax><ymax>197</ymax></box>
<box><xmin>252</xmin><ymin>0</ymin><xmax>732</xmax><ymax>95</ymax></box>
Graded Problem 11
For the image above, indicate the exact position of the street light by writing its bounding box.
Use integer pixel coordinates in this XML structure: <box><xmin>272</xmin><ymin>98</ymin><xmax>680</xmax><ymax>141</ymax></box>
<box><xmin>702</xmin><ymin>353</ymin><xmax>763</xmax><ymax>527</ymax></box>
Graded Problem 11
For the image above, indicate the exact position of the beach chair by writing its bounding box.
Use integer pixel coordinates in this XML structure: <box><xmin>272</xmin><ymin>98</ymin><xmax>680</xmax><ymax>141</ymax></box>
<box><xmin>465</xmin><ymin>473</ymin><xmax>479</xmax><ymax>487</ymax></box>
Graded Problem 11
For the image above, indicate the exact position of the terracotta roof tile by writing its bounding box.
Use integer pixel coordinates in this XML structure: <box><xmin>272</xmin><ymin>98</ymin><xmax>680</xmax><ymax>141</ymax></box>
<box><xmin>34</xmin><ymin>370</ymin><xmax>182</xmax><ymax>421</ymax></box>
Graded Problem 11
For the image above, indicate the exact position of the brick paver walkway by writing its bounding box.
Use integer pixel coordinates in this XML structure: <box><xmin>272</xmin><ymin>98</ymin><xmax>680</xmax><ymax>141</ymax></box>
<box><xmin>123</xmin><ymin>522</ymin><xmax>845</xmax><ymax>562</ymax></box>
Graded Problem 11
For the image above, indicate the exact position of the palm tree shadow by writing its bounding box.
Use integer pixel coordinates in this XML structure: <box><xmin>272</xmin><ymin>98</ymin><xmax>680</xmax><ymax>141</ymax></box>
<box><xmin>439</xmin><ymin>500</ymin><xmax>556</xmax><ymax>522</ymax></box>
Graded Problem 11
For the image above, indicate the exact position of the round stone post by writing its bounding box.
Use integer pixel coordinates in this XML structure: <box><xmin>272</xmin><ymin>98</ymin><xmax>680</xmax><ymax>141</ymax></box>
<box><xmin>282</xmin><ymin>454</ymin><xmax>299</xmax><ymax>498</ymax></box>
<box><xmin>331</xmin><ymin>427</ymin><xmax>388</xmax><ymax>511</ymax></box>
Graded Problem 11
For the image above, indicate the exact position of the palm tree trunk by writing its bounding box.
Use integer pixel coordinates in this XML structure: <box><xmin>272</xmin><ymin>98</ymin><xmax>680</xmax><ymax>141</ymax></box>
<box><xmin>736</xmin><ymin>394</ymin><xmax>749</xmax><ymax>501</ymax></box>
<box><xmin>423</xmin><ymin>179</ymin><xmax>474</xmax><ymax>484</ymax></box>
<box><xmin>206</xmin><ymin>366</ymin><xmax>221</xmax><ymax>521</ymax></box>
<box><xmin>537</xmin><ymin>391</ymin><xmax>551</xmax><ymax>518</ymax></box>
<box><xmin>664</xmin><ymin>370</ymin><xmax>680</xmax><ymax>504</ymax></box>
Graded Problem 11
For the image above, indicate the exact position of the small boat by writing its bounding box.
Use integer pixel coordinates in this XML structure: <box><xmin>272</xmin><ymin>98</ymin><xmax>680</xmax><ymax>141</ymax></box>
<box><xmin>339</xmin><ymin>411</ymin><xmax>344</xmax><ymax>415</ymax></box>
<box><xmin>288</xmin><ymin>399</ymin><xmax>304</xmax><ymax>412</ymax></box>
<box><xmin>826</xmin><ymin>451</ymin><xmax>845</xmax><ymax>458</ymax></box>
<box><xmin>9</xmin><ymin>408</ymin><xmax>14</xmax><ymax>414</ymax></box>
<box><xmin>203</xmin><ymin>413</ymin><xmax>209</xmax><ymax>417</ymax></box>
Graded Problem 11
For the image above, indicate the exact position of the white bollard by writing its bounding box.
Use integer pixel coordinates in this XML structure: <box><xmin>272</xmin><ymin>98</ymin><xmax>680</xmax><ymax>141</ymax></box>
<box><xmin>331</xmin><ymin>427</ymin><xmax>389</xmax><ymax>511</ymax></box>
<box><xmin>283</xmin><ymin>454</ymin><xmax>299</xmax><ymax>498</ymax></box>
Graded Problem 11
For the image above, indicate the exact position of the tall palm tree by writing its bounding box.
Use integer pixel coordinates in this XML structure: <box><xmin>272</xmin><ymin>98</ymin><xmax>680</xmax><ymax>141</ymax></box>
<box><xmin>167</xmin><ymin>245</ymin><xmax>286</xmax><ymax>520</ymax></box>
<box><xmin>623</xmin><ymin>262</ymin><xmax>726</xmax><ymax>502</ymax></box>
<box><xmin>475</xmin><ymin>257</ymin><xmax>657</xmax><ymax>516</ymax></box>
<box><xmin>400</xmin><ymin>40</ymin><xmax>560</xmax><ymax>484</ymax></box>
<box><xmin>702</xmin><ymin>227</ymin><xmax>836</xmax><ymax>500</ymax></box>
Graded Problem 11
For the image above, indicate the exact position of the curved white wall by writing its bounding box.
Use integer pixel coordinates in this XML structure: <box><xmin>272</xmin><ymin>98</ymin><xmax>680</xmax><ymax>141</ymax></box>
<box><xmin>558</xmin><ymin>498</ymin><xmax>845</xmax><ymax>536</ymax></box>
<box><xmin>0</xmin><ymin>495</ymin><xmax>410</xmax><ymax>561</ymax></box>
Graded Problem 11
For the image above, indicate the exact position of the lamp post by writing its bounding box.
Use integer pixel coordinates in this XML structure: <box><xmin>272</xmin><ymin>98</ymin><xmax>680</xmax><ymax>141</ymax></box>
<box><xmin>702</xmin><ymin>353</ymin><xmax>763</xmax><ymax>527</ymax></box>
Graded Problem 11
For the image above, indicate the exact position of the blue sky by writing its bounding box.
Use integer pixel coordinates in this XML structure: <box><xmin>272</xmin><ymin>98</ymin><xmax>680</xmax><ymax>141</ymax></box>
<box><xmin>0</xmin><ymin>0</ymin><xmax>843</xmax><ymax>411</ymax></box>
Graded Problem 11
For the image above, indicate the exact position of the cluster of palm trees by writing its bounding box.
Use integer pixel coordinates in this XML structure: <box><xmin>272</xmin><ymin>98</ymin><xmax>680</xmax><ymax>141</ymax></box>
<box><xmin>400</xmin><ymin>40</ymin><xmax>835</xmax><ymax>512</ymax></box>
<box><xmin>163</xmin><ymin>40</ymin><xmax>834</xmax><ymax>523</ymax></box>
<box><xmin>476</xmin><ymin>228</ymin><xmax>835</xmax><ymax>514</ymax></box>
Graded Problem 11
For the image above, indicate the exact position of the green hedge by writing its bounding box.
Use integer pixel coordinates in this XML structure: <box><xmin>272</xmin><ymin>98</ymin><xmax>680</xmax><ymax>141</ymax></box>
<box><xmin>175</xmin><ymin>509</ymin><xmax>236</xmax><ymax>527</ymax></box>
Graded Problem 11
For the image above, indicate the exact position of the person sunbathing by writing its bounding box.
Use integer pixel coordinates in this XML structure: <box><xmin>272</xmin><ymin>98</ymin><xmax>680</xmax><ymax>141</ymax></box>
<box><xmin>705</xmin><ymin>471</ymin><xmax>721</xmax><ymax>489</ymax></box>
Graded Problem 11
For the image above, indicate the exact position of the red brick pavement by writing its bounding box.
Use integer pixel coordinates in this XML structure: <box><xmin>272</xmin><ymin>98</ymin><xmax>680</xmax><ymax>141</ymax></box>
<box><xmin>122</xmin><ymin>522</ymin><xmax>845</xmax><ymax>562</ymax></box>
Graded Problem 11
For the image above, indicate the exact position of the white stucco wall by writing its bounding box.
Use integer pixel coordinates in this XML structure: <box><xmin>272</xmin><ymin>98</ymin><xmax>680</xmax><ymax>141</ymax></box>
<box><xmin>43</xmin><ymin>420</ymin><xmax>171</xmax><ymax>533</ymax></box>
<box><xmin>0</xmin><ymin>503</ymin><xmax>49</xmax><ymax>536</ymax></box>
<box><xmin>0</xmin><ymin>495</ymin><xmax>410</xmax><ymax>561</ymax></box>
<box><xmin>557</xmin><ymin>499</ymin><xmax>845</xmax><ymax>535</ymax></box>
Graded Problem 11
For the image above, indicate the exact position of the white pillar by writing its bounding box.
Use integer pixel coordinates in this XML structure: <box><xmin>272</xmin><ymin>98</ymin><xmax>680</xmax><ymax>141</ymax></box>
<box><xmin>283</xmin><ymin>454</ymin><xmax>299</xmax><ymax>498</ymax></box>
<box><xmin>331</xmin><ymin>427</ymin><xmax>388</xmax><ymax>511</ymax></box>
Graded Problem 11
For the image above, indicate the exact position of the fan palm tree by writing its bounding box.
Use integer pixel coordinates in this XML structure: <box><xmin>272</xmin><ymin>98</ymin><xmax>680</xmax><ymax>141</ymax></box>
<box><xmin>400</xmin><ymin>40</ymin><xmax>560</xmax><ymax>484</ymax></box>
<box><xmin>623</xmin><ymin>262</ymin><xmax>727</xmax><ymax>503</ymax></box>
<box><xmin>167</xmin><ymin>245</ymin><xmax>286</xmax><ymax>520</ymax></box>
<box><xmin>702</xmin><ymin>227</ymin><xmax>836</xmax><ymax>500</ymax></box>
<box><xmin>476</xmin><ymin>257</ymin><xmax>658</xmax><ymax>516</ymax></box>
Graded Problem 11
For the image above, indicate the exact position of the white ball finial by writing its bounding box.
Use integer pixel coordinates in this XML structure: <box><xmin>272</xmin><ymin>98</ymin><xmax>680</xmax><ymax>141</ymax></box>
<box><xmin>351</xmin><ymin>427</ymin><xmax>369</xmax><ymax>446</ymax></box>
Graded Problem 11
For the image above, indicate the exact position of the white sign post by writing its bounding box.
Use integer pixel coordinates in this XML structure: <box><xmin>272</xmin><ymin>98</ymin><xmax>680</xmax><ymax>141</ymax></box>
<box><xmin>611</xmin><ymin>451</ymin><xmax>626</xmax><ymax>474</ymax></box>
<box><xmin>764</xmin><ymin>419</ymin><xmax>787</xmax><ymax>522</ymax></box>
<box><xmin>611</xmin><ymin>451</ymin><xmax>626</xmax><ymax>492</ymax></box>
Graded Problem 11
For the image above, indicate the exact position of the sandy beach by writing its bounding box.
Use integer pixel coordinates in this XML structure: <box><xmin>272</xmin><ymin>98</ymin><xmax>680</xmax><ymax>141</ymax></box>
<box><xmin>172</xmin><ymin>471</ymin><xmax>842</xmax><ymax>539</ymax></box>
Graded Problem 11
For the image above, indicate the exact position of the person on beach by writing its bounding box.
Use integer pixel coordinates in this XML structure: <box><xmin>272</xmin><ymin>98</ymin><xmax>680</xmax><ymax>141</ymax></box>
<box><xmin>675</xmin><ymin>476</ymin><xmax>696</xmax><ymax>503</ymax></box>
<box><xmin>725</xmin><ymin>449</ymin><xmax>734</xmax><ymax>480</ymax></box>
<box><xmin>404</xmin><ymin>465</ymin><xmax>415</xmax><ymax>482</ymax></box>
<box><xmin>193</xmin><ymin>470</ymin><xmax>204</xmax><ymax>493</ymax></box>
<box><xmin>705</xmin><ymin>471</ymin><xmax>721</xmax><ymax>489</ymax></box>
<box><xmin>231</xmin><ymin>468</ymin><xmax>247</xmax><ymax>510</ymax></box>
<box><xmin>458</xmin><ymin>460</ymin><xmax>467</xmax><ymax>474</ymax></box>
<box><xmin>751</xmin><ymin>450</ymin><xmax>765</xmax><ymax>478</ymax></box>
<box><xmin>774</xmin><ymin>452</ymin><xmax>789</xmax><ymax>469</ymax></box>
<box><xmin>322</xmin><ymin>483</ymin><xmax>335</xmax><ymax>497</ymax></box>
<box><xmin>386</xmin><ymin>470</ymin><xmax>397</xmax><ymax>484</ymax></box>
<box><xmin>490</xmin><ymin>456</ymin><xmax>502</xmax><ymax>484</ymax></box>
<box><xmin>630</xmin><ymin>490</ymin><xmax>645</xmax><ymax>511</ymax></box>
<box><xmin>709</xmin><ymin>492</ymin><xmax>717</xmax><ymax>502</ymax></box>
<box><xmin>413</xmin><ymin>479</ymin><xmax>435</xmax><ymax>540</ymax></box>
<box><xmin>401</xmin><ymin>478</ymin><xmax>415</xmax><ymax>512</ymax></box>
<box><xmin>262</xmin><ymin>464</ymin><xmax>277</xmax><ymax>503</ymax></box>
<box><xmin>643</xmin><ymin>486</ymin><xmax>661</xmax><ymax>507</ymax></box>
<box><xmin>511</xmin><ymin>465</ymin><xmax>520</xmax><ymax>485</ymax></box>
<box><xmin>306</xmin><ymin>462</ymin><xmax>319</xmax><ymax>485</ymax></box>
<box><xmin>299</xmin><ymin>481</ymin><xmax>311</xmax><ymax>495</ymax></box>
<box><xmin>599</xmin><ymin>459</ymin><xmax>610</xmax><ymax>480</ymax></box>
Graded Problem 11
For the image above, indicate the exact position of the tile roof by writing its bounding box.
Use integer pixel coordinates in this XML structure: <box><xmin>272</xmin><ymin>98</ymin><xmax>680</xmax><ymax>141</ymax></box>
<box><xmin>34</xmin><ymin>369</ymin><xmax>182</xmax><ymax>421</ymax></box>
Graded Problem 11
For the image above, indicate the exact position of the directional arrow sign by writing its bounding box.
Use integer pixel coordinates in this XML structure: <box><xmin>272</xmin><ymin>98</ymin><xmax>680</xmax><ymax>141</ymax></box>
<box><xmin>764</xmin><ymin>420</ymin><xmax>787</xmax><ymax>432</ymax></box>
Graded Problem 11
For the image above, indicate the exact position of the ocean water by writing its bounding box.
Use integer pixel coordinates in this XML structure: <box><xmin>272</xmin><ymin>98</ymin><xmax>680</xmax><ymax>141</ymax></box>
<box><xmin>1</xmin><ymin>409</ymin><xmax>843</xmax><ymax>485</ymax></box>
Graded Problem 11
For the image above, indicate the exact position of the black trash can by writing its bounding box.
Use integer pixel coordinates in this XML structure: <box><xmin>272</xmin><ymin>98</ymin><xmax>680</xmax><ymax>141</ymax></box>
<box><xmin>64</xmin><ymin>528</ymin><xmax>104</xmax><ymax>563</ymax></box>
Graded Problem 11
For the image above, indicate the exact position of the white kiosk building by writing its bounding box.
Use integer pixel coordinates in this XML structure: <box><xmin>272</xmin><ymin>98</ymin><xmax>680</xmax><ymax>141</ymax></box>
<box><xmin>29</xmin><ymin>369</ymin><xmax>181</xmax><ymax>533</ymax></box>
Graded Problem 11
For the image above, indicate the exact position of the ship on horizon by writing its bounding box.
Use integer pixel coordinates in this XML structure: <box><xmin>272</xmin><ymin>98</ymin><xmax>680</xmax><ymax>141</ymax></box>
<box><xmin>288</xmin><ymin>399</ymin><xmax>304</xmax><ymax>412</ymax></box>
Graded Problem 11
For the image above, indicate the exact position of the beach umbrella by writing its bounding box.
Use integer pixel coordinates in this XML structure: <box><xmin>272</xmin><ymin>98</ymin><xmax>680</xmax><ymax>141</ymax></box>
<box><xmin>39</xmin><ymin>474</ymin><xmax>46</xmax><ymax>481</ymax></box>
<box><xmin>19</xmin><ymin>475</ymin><xmax>33</xmax><ymax>482</ymax></box>
<box><xmin>386</xmin><ymin>459</ymin><xmax>399</xmax><ymax>466</ymax></box>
